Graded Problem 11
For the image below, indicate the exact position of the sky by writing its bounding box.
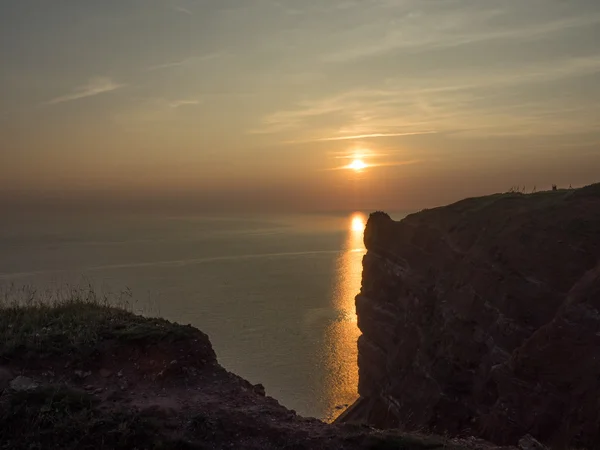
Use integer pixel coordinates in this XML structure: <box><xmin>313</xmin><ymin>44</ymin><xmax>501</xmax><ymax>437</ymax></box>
<box><xmin>1</xmin><ymin>0</ymin><xmax>599</xmax><ymax>213</ymax></box>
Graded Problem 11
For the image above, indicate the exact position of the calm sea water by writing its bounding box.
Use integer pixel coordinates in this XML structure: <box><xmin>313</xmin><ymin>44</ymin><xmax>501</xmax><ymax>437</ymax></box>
<box><xmin>0</xmin><ymin>212</ymin><xmax>404</xmax><ymax>420</ymax></box>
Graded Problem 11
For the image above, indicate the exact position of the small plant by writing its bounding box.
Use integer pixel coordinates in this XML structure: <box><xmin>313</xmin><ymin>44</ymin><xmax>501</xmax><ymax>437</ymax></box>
<box><xmin>508</xmin><ymin>185</ymin><xmax>527</xmax><ymax>194</ymax></box>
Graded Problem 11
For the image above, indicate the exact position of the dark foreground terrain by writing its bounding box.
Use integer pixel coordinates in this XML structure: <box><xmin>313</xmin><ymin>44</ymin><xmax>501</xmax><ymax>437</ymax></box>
<box><xmin>6</xmin><ymin>184</ymin><xmax>594</xmax><ymax>449</ymax></box>
<box><xmin>0</xmin><ymin>297</ymin><xmax>521</xmax><ymax>450</ymax></box>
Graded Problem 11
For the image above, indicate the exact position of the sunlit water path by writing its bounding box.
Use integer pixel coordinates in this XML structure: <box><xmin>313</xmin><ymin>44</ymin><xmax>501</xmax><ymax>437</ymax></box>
<box><xmin>0</xmin><ymin>212</ymin><xmax>394</xmax><ymax>419</ymax></box>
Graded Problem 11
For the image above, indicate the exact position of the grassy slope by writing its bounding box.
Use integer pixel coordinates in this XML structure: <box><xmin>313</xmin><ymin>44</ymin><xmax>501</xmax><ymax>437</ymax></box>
<box><xmin>0</xmin><ymin>290</ymin><xmax>215</xmax><ymax>449</ymax></box>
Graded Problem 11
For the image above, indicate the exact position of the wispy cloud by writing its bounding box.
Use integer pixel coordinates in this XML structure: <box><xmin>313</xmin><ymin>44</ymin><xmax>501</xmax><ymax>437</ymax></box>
<box><xmin>43</xmin><ymin>77</ymin><xmax>124</xmax><ymax>106</ymax></box>
<box><xmin>282</xmin><ymin>131</ymin><xmax>437</xmax><ymax>145</ymax></box>
<box><xmin>324</xmin><ymin>7</ymin><xmax>600</xmax><ymax>63</ymax></box>
<box><xmin>313</xmin><ymin>131</ymin><xmax>438</xmax><ymax>142</ymax></box>
<box><xmin>172</xmin><ymin>5</ymin><xmax>192</xmax><ymax>15</ymax></box>
<box><xmin>250</xmin><ymin>90</ymin><xmax>387</xmax><ymax>135</ymax></box>
<box><xmin>147</xmin><ymin>58</ymin><xmax>193</xmax><ymax>71</ymax></box>
<box><xmin>112</xmin><ymin>97</ymin><xmax>204</xmax><ymax>129</ymax></box>
<box><xmin>323</xmin><ymin>159</ymin><xmax>424</xmax><ymax>171</ymax></box>
<box><xmin>146</xmin><ymin>52</ymin><xmax>226</xmax><ymax>71</ymax></box>
<box><xmin>251</xmin><ymin>48</ymin><xmax>600</xmax><ymax>143</ymax></box>
<box><xmin>169</xmin><ymin>99</ymin><xmax>200</xmax><ymax>108</ymax></box>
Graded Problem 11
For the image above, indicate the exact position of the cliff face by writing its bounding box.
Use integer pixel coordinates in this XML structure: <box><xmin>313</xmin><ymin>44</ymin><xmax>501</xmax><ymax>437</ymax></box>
<box><xmin>352</xmin><ymin>184</ymin><xmax>600</xmax><ymax>448</ymax></box>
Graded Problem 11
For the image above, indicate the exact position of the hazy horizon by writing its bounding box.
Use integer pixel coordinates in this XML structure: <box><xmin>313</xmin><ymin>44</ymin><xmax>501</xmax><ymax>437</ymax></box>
<box><xmin>2</xmin><ymin>1</ymin><xmax>599</xmax><ymax>213</ymax></box>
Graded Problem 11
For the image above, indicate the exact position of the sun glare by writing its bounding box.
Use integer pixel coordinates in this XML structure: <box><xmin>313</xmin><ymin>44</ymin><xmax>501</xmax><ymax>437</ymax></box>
<box><xmin>348</xmin><ymin>159</ymin><xmax>368</xmax><ymax>171</ymax></box>
<box><xmin>351</xmin><ymin>215</ymin><xmax>365</xmax><ymax>232</ymax></box>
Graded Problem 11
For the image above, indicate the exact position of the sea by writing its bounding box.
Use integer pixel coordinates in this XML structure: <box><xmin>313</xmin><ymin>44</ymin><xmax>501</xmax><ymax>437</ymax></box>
<box><xmin>0</xmin><ymin>211</ymin><xmax>406</xmax><ymax>421</ymax></box>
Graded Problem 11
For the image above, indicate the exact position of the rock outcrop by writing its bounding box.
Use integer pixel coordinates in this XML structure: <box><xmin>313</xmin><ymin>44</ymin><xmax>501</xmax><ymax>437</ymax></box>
<box><xmin>345</xmin><ymin>184</ymin><xmax>600</xmax><ymax>448</ymax></box>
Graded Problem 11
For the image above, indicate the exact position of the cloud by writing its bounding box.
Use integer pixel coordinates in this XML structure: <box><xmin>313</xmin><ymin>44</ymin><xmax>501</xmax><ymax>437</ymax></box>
<box><xmin>250</xmin><ymin>89</ymin><xmax>394</xmax><ymax>135</ymax></box>
<box><xmin>43</xmin><ymin>77</ymin><xmax>124</xmax><ymax>105</ymax></box>
<box><xmin>112</xmin><ymin>97</ymin><xmax>203</xmax><ymax>129</ymax></box>
<box><xmin>169</xmin><ymin>99</ymin><xmax>200</xmax><ymax>108</ymax></box>
<box><xmin>312</xmin><ymin>131</ymin><xmax>438</xmax><ymax>142</ymax></box>
<box><xmin>322</xmin><ymin>159</ymin><xmax>424</xmax><ymax>171</ymax></box>
<box><xmin>251</xmin><ymin>49</ymin><xmax>600</xmax><ymax>143</ymax></box>
<box><xmin>282</xmin><ymin>131</ymin><xmax>438</xmax><ymax>145</ymax></box>
<box><xmin>147</xmin><ymin>58</ymin><xmax>193</xmax><ymax>71</ymax></box>
<box><xmin>172</xmin><ymin>5</ymin><xmax>192</xmax><ymax>15</ymax></box>
<box><xmin>323</xmin><ymin>5</ymin><xmax>600</xmax><ymax>63</ymax></box>
<box><xmin>146</xmin><ymin>52</ymin><xmax>226</xmax><ymax>71</ymax></box>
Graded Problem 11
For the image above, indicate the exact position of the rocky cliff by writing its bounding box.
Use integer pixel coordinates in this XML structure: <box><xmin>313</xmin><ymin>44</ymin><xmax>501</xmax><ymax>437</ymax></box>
<box><xmin>346</xmin><ymin>184</ymin><xmax>600</xmax><ymax>448</ymax></box>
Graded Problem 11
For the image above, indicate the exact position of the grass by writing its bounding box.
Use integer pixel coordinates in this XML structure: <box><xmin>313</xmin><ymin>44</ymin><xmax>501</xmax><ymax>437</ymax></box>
<box><xmin>435</xmin><ymin>184</ymin><xmax>577</xmax><ymax>217</ymax></box>
<box><xmin>0</xmin><ymin>385</ymin><xmax>192</xmax><ymax>450</ymax></box>
<box><xmin>0</xmin><ymin>287</ymin><xmax>210</xmax><ymax>449</ymax></box>
<box><xmin>0</xmin><ymin>285</ymin><xmax>200</xmax><ymax>363</ymax></box>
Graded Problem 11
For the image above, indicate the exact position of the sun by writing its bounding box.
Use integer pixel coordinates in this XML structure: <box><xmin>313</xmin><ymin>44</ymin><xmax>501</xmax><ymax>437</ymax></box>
<box><xmin>348</xmin><ymin>159</ymin><xmax>368</xmax><ymax>171</ymax></box>
<box><xmin>351</xmin><ymin>215</ymin><xmax>365</xmax><ymax>232</ymax></box>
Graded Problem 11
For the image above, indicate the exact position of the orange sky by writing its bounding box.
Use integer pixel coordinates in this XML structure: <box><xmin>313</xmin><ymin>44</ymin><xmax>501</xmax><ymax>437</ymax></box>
<box><xmin>1</xmin><ymin>1</ymin><xmax>599</xmax><ymax>213</ymax></box>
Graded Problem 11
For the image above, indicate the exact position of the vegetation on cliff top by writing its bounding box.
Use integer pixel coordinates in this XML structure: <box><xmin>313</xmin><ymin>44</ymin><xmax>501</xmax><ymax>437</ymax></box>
<box><xmin>0</xmin><ymin>285</ymin><xmax>208</xmax><ymax>364</ymax></box>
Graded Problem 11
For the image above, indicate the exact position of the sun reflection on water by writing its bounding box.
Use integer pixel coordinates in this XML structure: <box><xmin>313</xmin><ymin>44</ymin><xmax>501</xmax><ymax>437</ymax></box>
<box><xmin>322</xmin><ymin>212</ymin><xmax>366</xmax><ymax>421</ymax></box>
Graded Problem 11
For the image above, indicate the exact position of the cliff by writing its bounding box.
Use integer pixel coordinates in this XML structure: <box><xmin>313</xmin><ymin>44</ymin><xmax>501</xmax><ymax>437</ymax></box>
<box><xmin>345</xmin><ymin>184</ymin><xmax>600</xmax><ymax>448</ymax></box>
<box><xmin>0</xmin><ymin>297</ymin><xmax>517</xmax><ymax>450</ymax></box>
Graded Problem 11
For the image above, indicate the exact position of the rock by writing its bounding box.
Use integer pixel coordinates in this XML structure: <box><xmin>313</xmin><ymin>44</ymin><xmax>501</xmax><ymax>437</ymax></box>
<box><xmin>74</xmin><ymin>370</ymin><xmax>91</xmax><ymax>379</ymax></box>
<box><xmin>99</xmin><ymin>369</ymin><xmax>112</xmax><ymax>378</ymax></box>
<box><xmin>518</xmin><ymin>435</ymin><xmax>546</xmax><ymax>450</ymax></box>
<box><xmin>0</xmin><ymin>367</ymin><xmax>13</xmax><ymax>392</ymax></box>
<box><xmin>9</xmin><ymin>376</ymin><xmax>38</xmax><ymax>391</ymax></box>
<box><xmin>107</xmin><ymin>390</ymin><xmax>124</xmax><ymax>401</ymax></box>
<box><xmin>253</xmin><ymin>383</ymin><xmax>266</xmax><ymax>396</ymax></box>
<box><xmin>342</xmin><ymin>184</ymin><xmax>600</xmax><ymax>448</ymax></box>
<box><xmin>155</xmin><ymin>360</ymin><xmax>184</xmax><ymax>381</ymax></box>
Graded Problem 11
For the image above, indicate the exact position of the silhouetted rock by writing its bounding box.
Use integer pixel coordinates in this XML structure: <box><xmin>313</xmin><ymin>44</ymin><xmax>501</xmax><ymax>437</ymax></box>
<box><xmin>0</xmin><ymin>367</ymin><xmax>12</xmax><ymax>392</ymax></box>
<box><xmin>518</xmin><ymin>435</ymin><xmax>546</xmax><ymax>450</ymax></box>
<box><xmin>342</xmin><ymin>184</ymin><xmax>600</xmax><ymax>449</ymax></box>
<box><xmin>9</xmin><ymin>376</ymin><xmax>38</xmax><ymax>391</ymax></box>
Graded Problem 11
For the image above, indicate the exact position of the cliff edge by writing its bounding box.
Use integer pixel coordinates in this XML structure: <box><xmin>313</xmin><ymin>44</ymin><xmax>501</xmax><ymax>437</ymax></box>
<box><xmin>0</xmin><ymin>296</ymin><xmax>516</xmax><ymax>450</ymax></box>
<box><xmin>343</xmin><ymin>184</ymin><xmax>600</xmax><ymax>448</ymax></box>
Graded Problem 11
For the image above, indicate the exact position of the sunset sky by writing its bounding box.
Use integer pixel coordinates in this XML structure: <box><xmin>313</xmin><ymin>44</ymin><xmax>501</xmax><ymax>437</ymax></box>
<box><xmin>2</xmin><ymin>0</ymin><xmax>599</xmax><ymax>212</ymax></box>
